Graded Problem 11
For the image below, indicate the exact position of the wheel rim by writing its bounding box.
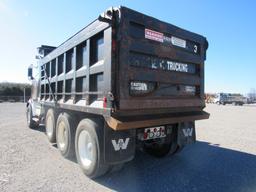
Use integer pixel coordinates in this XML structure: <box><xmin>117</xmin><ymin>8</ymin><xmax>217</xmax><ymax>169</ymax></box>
<box><xmin>27</xmin><ymin>108</ymin><xmax>31</xmax><ymax>124</ymax></box>
<box><xmin>57</xmin><ymin>121</ymin><xmax>67</xmax><ymax>151</ymax></box>
<box><xmin>46</xmin><ymin>115</ymin><xmax>53</xmax><ymax>138</ymax></box>
<box><xmin>78</xmin><ymin>130</ymin><xmax>95</xmax><ymax>169</ymax></box>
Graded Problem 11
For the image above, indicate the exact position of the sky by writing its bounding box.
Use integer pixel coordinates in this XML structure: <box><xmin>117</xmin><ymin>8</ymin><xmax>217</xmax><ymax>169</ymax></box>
<box><xmin>0</xmin><ymin>0</ymin><xmax>255</xmax><ymax>94</ymax></box>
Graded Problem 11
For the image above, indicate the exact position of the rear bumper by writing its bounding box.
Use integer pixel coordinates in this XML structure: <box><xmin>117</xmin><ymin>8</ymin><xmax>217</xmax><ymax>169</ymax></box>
<box><xmin>106</xmin><ymin>111</ymin><xmax>210</xmax><ymax>130</ymax></box>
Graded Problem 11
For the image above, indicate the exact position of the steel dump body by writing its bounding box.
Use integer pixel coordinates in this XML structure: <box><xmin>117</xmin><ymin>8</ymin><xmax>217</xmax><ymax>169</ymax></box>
<box><xmin>38</xmin><ymin>6</ymin><xmax>209</xmax><ymax>130</ymax></box>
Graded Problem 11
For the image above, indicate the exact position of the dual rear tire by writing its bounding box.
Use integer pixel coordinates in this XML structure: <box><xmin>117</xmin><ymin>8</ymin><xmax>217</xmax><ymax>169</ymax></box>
<box><xmin>45</xmin><ymin>109</ymin><xmax>76</xmax><ymax>160</ymax></box>
<box><xmin>56</xmin><ymin>113</ymin><xmax>76</xmax><ymax>159</ymax></box>
<box><xmin>45</xmin><ymin>108</ymin><xmax>179</xmax><ymax>178</ymax></box>
<box><xmin>75</xmin><ymin>119</ymin><xmax>110</xmax><ymax>178</ymax></box>
<box><xmin>44</xmin><ymin>109</ymin><xmax>110</xmax><ymax>178</ymax></box>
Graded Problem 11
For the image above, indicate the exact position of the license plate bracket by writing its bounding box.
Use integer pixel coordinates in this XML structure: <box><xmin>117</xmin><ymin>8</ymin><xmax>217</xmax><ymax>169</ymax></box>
<box><xmin>143</xmin><ymin>126</ymin><xmax>166</xmax><ymax>140</ymax></box>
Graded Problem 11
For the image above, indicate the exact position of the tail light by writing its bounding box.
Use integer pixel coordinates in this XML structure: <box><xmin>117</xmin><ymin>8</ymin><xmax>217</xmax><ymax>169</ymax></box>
<box><xmin>103</xmin><ymin>96</ymin><xmax>107</xmax><ymax>108</ymax></box>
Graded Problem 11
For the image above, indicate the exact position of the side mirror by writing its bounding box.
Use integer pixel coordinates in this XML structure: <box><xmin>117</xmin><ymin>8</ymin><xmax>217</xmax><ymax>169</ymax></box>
<box><xmin>28</xmin><ymin>67</ymin><xmax>33</xmax><ymax>80</ymax></box>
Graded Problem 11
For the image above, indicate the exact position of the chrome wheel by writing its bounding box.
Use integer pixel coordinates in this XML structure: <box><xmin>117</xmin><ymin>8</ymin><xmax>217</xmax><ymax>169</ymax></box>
<box><xmin>46</xmin><ymin>115</ymin><xmax>53</xmax><ymax>138</ymax></box>
<box><xmin>78</xmin><ymin>130</ymin><xmax>96</xmax><ymax>169</ymax></box>
<box><xmin>57</xmin><ymin>121</ymin><xmax>68</xmax><ymax>151</ymax></box>
<box><xmin>27</xmin><ymin>108</ymin><xmax>31</xmax><ymax>125</ymax></box>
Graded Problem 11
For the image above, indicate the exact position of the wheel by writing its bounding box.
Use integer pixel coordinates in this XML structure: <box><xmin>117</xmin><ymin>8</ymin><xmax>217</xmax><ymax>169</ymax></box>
<box><xmin>45</xmin><ymin>109</ymin><xmax>56</xmax><ymax>143</ymax></box>
<box><xmin>56</xmin><ymin>113</ymin><xmax>76</xmax><ymax>159</ymax></box>
<box><xmin>144</xmin><ymin>127</ymin><xmax>178</xmax><ymax>158</ymax></box>
<box><xmin>75</xmin><ymin>119</ymin><xmax>110</xmax><ymax>178</ymax></box>
<box><xmin>26</xmin><ymin>104</ymin><xmax>38</xmax><ymax>129</ymax></box>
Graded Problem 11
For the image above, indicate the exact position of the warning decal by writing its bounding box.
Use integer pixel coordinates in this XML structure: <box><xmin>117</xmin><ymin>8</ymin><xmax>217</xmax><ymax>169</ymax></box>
<box><xmin>145</xmin><ymin>29</ymin><xmax>164</xmax><ymax>43</ymax></box>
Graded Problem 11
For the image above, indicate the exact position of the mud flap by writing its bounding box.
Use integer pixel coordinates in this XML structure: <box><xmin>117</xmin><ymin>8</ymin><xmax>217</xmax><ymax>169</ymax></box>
<box><xmin>104</xmin><ymin>123</ymin><xmax>136</xmax><ymax>164</ymax></box>
<box><xmin>177</xmin><ymin>121</ymin><xmax>196</xmax><ymax>148</ymax></box>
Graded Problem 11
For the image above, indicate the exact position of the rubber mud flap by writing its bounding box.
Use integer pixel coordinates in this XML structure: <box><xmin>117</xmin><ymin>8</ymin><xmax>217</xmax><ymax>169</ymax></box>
<box><xmin>177</xmin><ymin>121</ymin><xmax>196</xmax><ymax>147</ymax></box>
<box><xmin>104</xmin><ymin>123</ymin><xmax>136</xmax><ymax>164</ymax></box>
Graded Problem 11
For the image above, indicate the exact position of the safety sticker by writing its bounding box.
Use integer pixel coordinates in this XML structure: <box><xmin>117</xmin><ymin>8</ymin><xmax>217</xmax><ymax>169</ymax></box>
<box><xmin>145</xmin><ymin>28</ymin><xmax>164</xmax><ymax>43</ymax></box>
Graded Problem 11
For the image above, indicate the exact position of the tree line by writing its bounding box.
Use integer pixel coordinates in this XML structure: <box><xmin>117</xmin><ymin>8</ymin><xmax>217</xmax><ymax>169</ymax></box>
<box><xmin>0</xmin><ymin>82</ymin><xmax>31</xmax><ymax>96</ymax></box>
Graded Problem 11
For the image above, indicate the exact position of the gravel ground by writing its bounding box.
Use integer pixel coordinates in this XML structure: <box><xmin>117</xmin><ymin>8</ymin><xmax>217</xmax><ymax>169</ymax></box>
<box><xmin>0</xmin><ymin>103</ymin><xmax>256</xmax><ymax>192</ymax></box>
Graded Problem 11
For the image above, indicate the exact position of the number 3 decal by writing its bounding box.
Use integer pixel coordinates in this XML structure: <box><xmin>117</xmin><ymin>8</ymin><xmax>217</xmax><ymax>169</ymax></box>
<box><xmin>194</xmin><ymin>45</ymin><xmax>197</xmax><ymax>53</ymax></box>
<box><xmin>194</xmin><ymin>45</ymin><xmax>198</xmax><ymax>53</ymax></box>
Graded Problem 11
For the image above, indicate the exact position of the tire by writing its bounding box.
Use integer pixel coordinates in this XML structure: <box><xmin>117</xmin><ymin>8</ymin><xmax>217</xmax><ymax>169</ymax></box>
<box><xmin>174</xmin><ymin>145</ymin><xmax>184</xmax><ymax>154</ymax></box>
<box><xmin>56</xmin><ymin>113</ymin><xmax>77</xmax><ymax>159</ymax></box>
<box><xmin>26</xmin><ymin>105</ymin><xmax>38</xmax><ymax>129</ymax></box>
<box><xmin>109</xmin><ymin>163</ymin><xmax>124</xmax><ymax>174</ymax></box>
<box><xmin>45</xmin><ymin>109</ymin><xmax>56</xmax><ymax>143</ymax></box>
<box><xmin>144</xmin><ymin>127</ymin><xmax>178</xmax><ymax>158</ymax></box>
<box><xmin>75</xmin><ymin>119</ymin><xmax>110</xmax><ymax>178</ymax></box>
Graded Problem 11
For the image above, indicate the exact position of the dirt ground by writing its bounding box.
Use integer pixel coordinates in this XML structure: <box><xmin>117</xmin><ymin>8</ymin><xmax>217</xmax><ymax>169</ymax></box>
<box><xmin>0</xmin><ymin>103</ymin><xmax>256</xmax><ymax>192</ymax></box>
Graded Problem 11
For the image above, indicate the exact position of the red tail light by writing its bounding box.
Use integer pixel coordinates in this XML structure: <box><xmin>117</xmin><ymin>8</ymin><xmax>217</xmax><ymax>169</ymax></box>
<box><xmin>103</xmin><ymin>97</ymin><xmax>107</xmax><ymax>108</ymax></box>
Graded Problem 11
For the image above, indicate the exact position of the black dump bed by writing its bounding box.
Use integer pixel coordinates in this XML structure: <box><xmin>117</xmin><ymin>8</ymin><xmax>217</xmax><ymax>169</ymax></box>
<box><xmin>38</xmin><ymin>6</ymin><xmax>209</xmax><ymax>130</ymax></box>
<box><xmin>112</xmin><ymin>7</ymin><xmax>208</xmax><ymax>115</ymax></box>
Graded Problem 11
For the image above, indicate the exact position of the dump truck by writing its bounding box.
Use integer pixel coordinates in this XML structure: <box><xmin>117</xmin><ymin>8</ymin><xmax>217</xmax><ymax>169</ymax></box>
<box><xmin>214</xmin><ymin>93</ymin><xmax>246</xmax><ymax>105</ymax></box>
<box><xmin>26</xmin><ymin>6</ymin><xmax>209</xmax><ymax>178</ymax></box>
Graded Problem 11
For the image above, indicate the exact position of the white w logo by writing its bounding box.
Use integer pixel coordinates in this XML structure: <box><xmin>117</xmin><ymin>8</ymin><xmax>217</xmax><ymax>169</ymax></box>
<box><xmin>111</xmin><ymin>138</ymin><xmax>130</xmax><ymax>151</ymax></box>
<box><xmin>182</xmin><ymin>128</ymin><xmax>193</xmax><ymax>137</ymax></box>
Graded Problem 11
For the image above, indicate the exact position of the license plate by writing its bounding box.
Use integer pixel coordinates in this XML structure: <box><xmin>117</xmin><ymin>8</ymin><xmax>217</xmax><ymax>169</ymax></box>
<box><xmin>143</xmin><ymin>126</ymin><xmax>166</xmax><ymax>140</ymax></box>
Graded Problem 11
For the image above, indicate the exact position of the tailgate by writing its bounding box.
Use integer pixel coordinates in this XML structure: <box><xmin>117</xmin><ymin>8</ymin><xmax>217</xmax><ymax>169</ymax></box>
<box><xmin>116</xmin><ymin>7</ymin><xmax>208</xmax><ymax>112</ymax></box>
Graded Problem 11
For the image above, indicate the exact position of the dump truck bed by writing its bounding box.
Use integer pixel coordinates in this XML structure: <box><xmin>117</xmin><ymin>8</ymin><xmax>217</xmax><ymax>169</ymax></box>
<box><xmin>37</xmin><ymin>6</ymin><xmax>209</xmax><ymax>130</ymax></box>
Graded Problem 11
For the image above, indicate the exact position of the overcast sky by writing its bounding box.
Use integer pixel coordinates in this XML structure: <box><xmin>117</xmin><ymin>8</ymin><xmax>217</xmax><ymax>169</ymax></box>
<box><xmin>0</xmin><ymin>0</ymin><xmax>255</xmax><ymax>94</ymax></box>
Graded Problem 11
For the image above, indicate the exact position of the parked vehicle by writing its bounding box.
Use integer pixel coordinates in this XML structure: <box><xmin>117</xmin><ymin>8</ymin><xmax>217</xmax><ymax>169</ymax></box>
<box><xmin>214</xmin><ymin>93</ymin><xmax>246</xmax><ymax>105</ymax></box>
<box><xmin>26</xmin><ymin>6</ymin><xmax>209</xmax><ymax>178</ymax></box>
